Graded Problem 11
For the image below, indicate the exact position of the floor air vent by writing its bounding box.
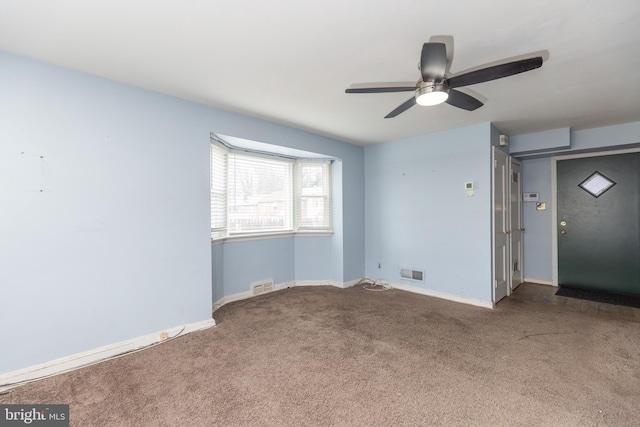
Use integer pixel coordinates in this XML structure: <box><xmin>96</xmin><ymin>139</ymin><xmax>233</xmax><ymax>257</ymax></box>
<box><xmin>400</xmin><ymin>268</ymin><xmax>424</xmax><ymax>282</ymax></box>
<box><xmin>252</xmin><ymin>280</ymin><xmax>275</xmax><ymax>295</ymax></box>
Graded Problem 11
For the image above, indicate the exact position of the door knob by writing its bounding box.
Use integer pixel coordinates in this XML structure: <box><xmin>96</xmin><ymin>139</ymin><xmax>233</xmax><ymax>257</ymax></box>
<box><xmin>560</xmin><ymin>221</ymin><xmax>567</xmax><ymax>226</ymax></box>
<box><xmin>520</xmin><ymin>228</ymin><xmax>525</xmax><ymax>231</ymax></box>
<box><xmin>560</xmin><ymin>229</ymin><xmax>567</xmax><ymax>235</ymax></box>
<box><xmin>506</xmin><ymin>230</ymin><xmax>511</xmax><ymax>235</ymax></box>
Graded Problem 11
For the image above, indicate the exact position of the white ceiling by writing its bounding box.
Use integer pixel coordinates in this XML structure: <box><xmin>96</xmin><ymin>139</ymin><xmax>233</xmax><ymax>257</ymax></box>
<box><xmin>1</xmin><ymin>0</ymin><xmax>640</xmax><ymax>145</ymax></box>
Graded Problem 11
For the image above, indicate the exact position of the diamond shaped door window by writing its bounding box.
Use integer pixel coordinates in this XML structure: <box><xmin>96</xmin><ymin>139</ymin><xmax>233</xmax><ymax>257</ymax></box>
<box><xmin>578</xmin><ymin>171</ymin><xmax>616</xmax><ymax>198</ymax></box>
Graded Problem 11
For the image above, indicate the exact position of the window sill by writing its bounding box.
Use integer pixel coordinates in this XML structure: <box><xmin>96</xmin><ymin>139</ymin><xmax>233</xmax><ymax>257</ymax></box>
<box><xmin>212</xmin><ymin>230</ymin><xmax>334</xmax><ymax>244</ymax></box>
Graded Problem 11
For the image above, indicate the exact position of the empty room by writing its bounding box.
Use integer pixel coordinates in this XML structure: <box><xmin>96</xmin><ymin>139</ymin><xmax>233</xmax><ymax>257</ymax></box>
<box><xmin>1</xmin><ymin>1</ymin><xmax>640</xmax><ymax>426</ymax></box>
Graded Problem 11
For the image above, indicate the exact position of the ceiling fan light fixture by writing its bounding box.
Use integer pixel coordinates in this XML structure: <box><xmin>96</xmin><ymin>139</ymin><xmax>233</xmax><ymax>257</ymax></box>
<box><xmin>415</xmin><ymin>82</ymin><xmax>449</xmax><ymax>106</ymax></box>
<box><xmin>344</xmin><ymin>40</ymin><xmax>543</xmax><ymax>118</ymax></box>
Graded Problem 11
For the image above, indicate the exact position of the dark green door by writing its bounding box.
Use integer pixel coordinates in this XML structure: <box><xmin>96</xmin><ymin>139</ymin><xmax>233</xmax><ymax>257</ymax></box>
<box><xmin>557</xmin><ymin>153</ymin><xmax>640</xmax><ymax>295</ymax></box>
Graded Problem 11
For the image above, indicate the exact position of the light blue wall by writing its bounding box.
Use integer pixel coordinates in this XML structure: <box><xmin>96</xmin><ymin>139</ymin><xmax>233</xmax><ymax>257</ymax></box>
<box><xmin>571</xmin><ymin>122</ymin><xmax>640</xmax><ymax>152</ymax></box>
<box><xmin>222</xmin><ymin>237</ymin><xmax>295</xmax><ymax>295</ymax></box>
<box><xmin>510</xmin><ymin>128</ymin><xmax>571</xmax><ymax>155</ymax></box>
<box><xmin>364</xmin><ymin>123</ymin><xmax>493</xmax><ymax>302</ymax></box>
<box><xmin>294</xmin><ymin>236</ymin><xmax>333</xmax><ymax>280</ymax></box>
<box><xmin>518</xmin><ymin>122</ymin><xmax>640</xmax><ymax>283</ymax></box>
<box><xmin>0</xmin><ymin>51</ymin><xmax>213</xmax><ymax>373</ymax></box>
<box><xmin>0</xmin><ymin>51</ymin><xmax>365</xmax><ymax>375</ymax></box>
<box><xmin>212</xmin><ymin>243</ymin><xmax>225</xmax><ymax>304</ymax></box>
<box><xmin>521</xmin><ymin>158</ymin><xmax>553</xmax><ymax>282</ymax></box>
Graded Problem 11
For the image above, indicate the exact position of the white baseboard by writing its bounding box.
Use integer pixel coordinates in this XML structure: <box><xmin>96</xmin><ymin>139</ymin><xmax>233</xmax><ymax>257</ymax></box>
<box><xmin>343</xmin><ymin>278</ymin><xmax>362</xmax><ymax>288</ymax></box>
<box><xmin>524</xmin><ymin>277</ymin><xmax>555</xmax><ymax>286</ymax></box>
<box><xmin>295</xmin><ymin>279</ymin><xmax>362</xmax><ymax>289</ymax></box>
<box><xmin>212</xmin><ymin>279</ymin><xmax>359</xmax><ymax>313</ymax></box>
<box><xmin>390</xmin><ymin>281</ymin><xmax>494</xmax><ymax>309</ymax></box>
<box><xmin>213</xmin><ymin>290</ymin><xmax>252</xmax><ymax>309</ymax></box>
<box><xmin>0</xmin><ymin>318</ymin><xmax>216</xmax><ymax>392</ymax></box>
<box><xmin>213</xmin><ymin>278</ymin><xmax>493</xmax><ymax>313</ymax></box>
<box><xmin>212</xmin><ymin>281</ymin><xmax>293</xmax><ymax>310</ymax></box>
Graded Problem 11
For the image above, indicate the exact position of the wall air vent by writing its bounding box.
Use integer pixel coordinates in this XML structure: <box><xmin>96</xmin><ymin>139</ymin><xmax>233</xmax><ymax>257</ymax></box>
<box><xmin>400</xmin><ymin>268</ymin><xmax>424</xmax><ymax>282</ymax></box>
<box><xmin>252</xmin><ymin>279</ymin><xmax>275</xmax><ymax>295</ymax></box>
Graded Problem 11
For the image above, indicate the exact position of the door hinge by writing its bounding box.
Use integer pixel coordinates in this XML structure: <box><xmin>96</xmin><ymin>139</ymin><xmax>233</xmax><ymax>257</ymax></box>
<box><xmin>494</xmin><ymin>279</ymin><xmax>498</xmax><ymax>288</ymax></box>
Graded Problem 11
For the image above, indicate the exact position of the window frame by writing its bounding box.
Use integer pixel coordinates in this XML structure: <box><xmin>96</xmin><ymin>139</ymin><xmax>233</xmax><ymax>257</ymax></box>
<box><xmin>210</xmin><ymin>142</ymin><xmax>228</xmax><ymax>240</ymax></box>
<box><xmin>227</xmin><ymin>152</ymin><xmax>295</xmax><ymax>236</ymax></box>
<box><xmin>210</xmin><ymin>139</ymin><xmax>333</xmax><ymax>242</ymax></box>
<box><xmin>294</xmin><ymin>161</ymin><xmax>332</xmax><ymax>232</ymax></box>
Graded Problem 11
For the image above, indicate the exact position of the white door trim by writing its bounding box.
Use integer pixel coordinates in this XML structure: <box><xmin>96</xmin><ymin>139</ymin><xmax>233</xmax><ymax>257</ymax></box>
<box><xmin>492</xmin><ymin>147</ymin><xmax>509</xmax><ymax>303</ymax></box>
<box><xmin>551</xmin><ymin>147</ymin><xmax>640</xmax><ymax>287</ymax></box>
<box><xmin>509</xmin><ymin>157</ymin><xmax>524</xmax><ymax>292</ymax></box>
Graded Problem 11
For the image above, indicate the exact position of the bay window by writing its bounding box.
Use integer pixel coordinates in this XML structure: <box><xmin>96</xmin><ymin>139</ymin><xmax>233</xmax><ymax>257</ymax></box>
<box><xmin>211</xmin><ymin>139</ymin><xmax>332</xmax><ymax>240</ymax></box>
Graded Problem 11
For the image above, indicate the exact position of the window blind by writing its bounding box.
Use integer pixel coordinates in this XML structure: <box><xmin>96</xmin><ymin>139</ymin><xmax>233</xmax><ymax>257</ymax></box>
<box><xmin>227</xmin><ymin>153</ymin><xmax>294</xmax><ymax>234</ymax></box>
<box><xmin>210</xmin><ymin>144</ymin><xmax>228</xmax><ymax>239</ymax></box>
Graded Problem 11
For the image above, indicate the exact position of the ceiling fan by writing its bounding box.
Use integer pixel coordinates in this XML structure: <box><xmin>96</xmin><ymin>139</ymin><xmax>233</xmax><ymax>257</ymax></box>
<box><xmin>345</xmin><ymin>42</ymin><xmax>543</xmax><ymax>118</ymax></box>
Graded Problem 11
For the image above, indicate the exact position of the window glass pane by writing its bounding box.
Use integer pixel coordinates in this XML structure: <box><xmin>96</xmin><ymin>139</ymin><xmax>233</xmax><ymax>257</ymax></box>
<box><xmin>297</xmin><ymin>162</ymin><xmax>331</xmax><ymax>230</ymax></box>
<box><xmin>228</xmin><ymin>154</ymin><xmax>293</xmax><ymax>233</ymax></box>
<box><xmin>211</xmin><ymin>136</ymin><xmax>333</xmax><ymax>239</ymax></box>
<box><xmin>578</xmin><ymin>171</ymin><xmax>616</xmax><ymax>198</ymax></box>
<box><xmin>302</xmin><ymin>164</ymin><xmax>325</xmax><ymax>195</ymax></box>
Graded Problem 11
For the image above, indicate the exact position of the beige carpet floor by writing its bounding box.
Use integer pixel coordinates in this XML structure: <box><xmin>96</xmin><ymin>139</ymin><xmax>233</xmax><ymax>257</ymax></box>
<box><xmin>2</xmin><ymin>283</ymin><xmax>639</xmax><ymax>426</ymax></box>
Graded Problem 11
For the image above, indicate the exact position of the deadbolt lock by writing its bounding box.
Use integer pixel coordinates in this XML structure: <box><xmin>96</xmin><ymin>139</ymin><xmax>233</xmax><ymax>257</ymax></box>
<box><xmin>560</xmin><ymin>221</ymin><xmax>567</xmax><ymax>226</ymax></box>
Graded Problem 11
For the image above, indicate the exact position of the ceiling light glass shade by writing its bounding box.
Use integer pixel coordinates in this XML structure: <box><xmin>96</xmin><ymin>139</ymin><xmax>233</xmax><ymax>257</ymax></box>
<box><xmin>415</xmin><ymin>83</ymin><xmax>449</xmax><ymax>106</ymax></box>
<box><xmin>416</xmin><ymin>91</ymin><xmax>449</xmax><ymax>106</ymax></box>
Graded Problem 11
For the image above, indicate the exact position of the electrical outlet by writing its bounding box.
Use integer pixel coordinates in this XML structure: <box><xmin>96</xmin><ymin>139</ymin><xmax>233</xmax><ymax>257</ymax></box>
<box><xmin>159</xmin><ymin>332</ymin><xmax>168</xmax><ymax>341</ymax></box>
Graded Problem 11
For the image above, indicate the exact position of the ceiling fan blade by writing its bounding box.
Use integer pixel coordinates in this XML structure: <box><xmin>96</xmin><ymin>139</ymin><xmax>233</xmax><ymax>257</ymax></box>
<box><xmin>448</xmin><ymin>57</ymin><xmax>543</xmax><ymax>88</ymax></box>
<box><xmin>345</xmin><ymin>86</ymin><xmax>415</xmax><ymax>94</ymax></box>
<box><xmin>421</xmin><ymin>42</ymin><xmax>447</xmax><ymax>82</ymax></box>
<box><xmin>385</xmin><ymin>97</ymin><xmax>417</xmax><ymax>118</ymax></box>
<box><xmin>446</xmin><ymin>89</ymin><xmax>483</xmax><ymax>111</ymax></box>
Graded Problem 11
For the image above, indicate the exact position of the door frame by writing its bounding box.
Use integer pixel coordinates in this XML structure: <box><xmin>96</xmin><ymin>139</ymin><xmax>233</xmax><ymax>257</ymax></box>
<box><xmin>492</xmin><ymin>147</ymin><xmax>510</xmax><ymax>304</ymax></box>
<box><xmin>551</xmin><ymin>147</ymin><xmax>640</xmax><ymax>286</ymax></box>
<box><xmin>509</xmin><ymin>158</ymin><xmax>524</xmax><ymax>292</ymax></box>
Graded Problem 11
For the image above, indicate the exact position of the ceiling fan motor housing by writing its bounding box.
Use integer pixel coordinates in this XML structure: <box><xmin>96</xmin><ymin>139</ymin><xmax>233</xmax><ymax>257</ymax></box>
<box><xmin>415</xmin><ymin>80</ymin><xmax>450</xmax><ymax>106</ymax></box>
